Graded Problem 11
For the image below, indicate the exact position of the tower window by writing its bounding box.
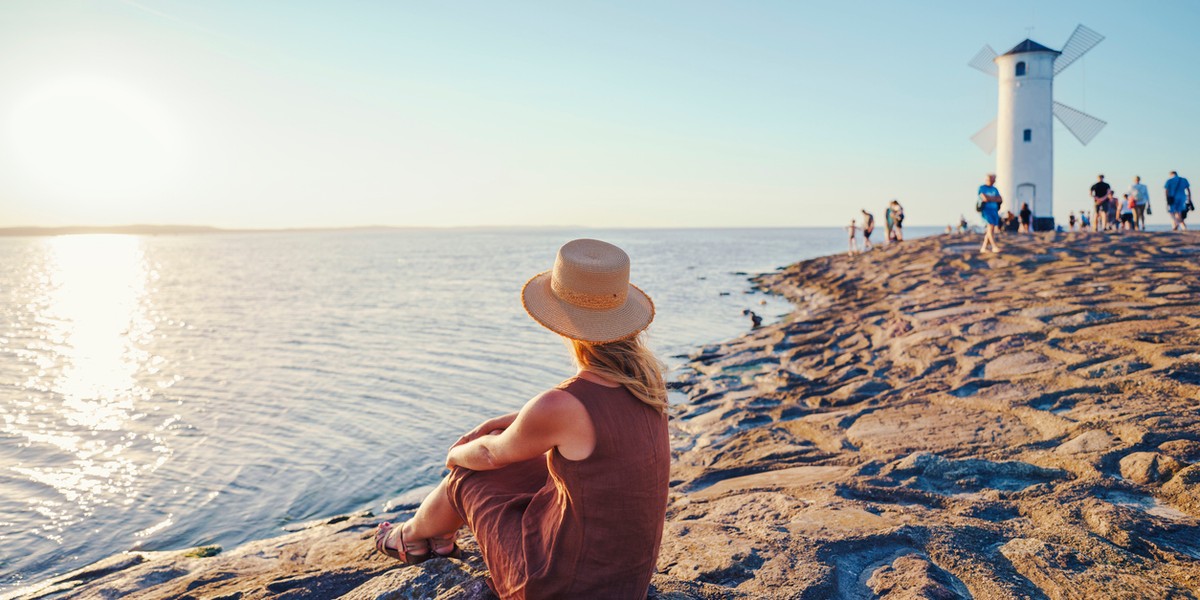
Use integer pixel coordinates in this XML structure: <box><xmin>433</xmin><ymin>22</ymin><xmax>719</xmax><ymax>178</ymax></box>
<box><xmin>1016</xmin><ymin>61</ymin><xmax>1026</xmax><ymax>76</ymax></box>
<box><xmin>1023</xmin><ymin>129</ymin><xmax>1032</xmax><ymax>142</ymax></box>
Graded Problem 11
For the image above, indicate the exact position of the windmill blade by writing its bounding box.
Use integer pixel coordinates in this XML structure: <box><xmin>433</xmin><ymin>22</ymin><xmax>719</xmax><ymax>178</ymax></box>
<box><xmin>1054</xmin><ymin>24</ymin><xmax>1104</xmax><ymax>75</ymax></box>
<box><xmin>1054</xmin><ymin>101</ymin><xmax>1106</xmax><ymax>145</ymax></box>
<box><xmin>971</xmin><ymin>119</ymin><xmax>997</xmax><ymax>154</ymax></box>
<box><xmin>968</xmin><ymin>44</ymin><xmax>998</xmax><ymax>76</ymax></box>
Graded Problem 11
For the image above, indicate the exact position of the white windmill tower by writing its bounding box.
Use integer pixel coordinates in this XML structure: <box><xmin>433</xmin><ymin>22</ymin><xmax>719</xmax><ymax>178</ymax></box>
<box><xmin>969</xmin><ymin>25</ymin><xmax>1107</xmax><ymax>231</ymax></box>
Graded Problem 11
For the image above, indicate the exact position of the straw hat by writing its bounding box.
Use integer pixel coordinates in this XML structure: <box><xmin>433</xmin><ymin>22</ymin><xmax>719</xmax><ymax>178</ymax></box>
<box><xmin>521</xmin><ymin>239</ymin><xmax>654</xmax><ymax>343</ymax></box>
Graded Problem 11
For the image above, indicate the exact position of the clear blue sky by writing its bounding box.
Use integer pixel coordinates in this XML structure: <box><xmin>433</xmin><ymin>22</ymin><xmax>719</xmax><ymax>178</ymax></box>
<box><xmin>1</xmin><ymin>0</ymin><xmax>1197</xmax><ymax>228</ymax></box>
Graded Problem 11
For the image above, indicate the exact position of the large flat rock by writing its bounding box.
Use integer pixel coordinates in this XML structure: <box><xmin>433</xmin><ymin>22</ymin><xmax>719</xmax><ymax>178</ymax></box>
<box><xmin>43</xmin><ymin>233</ymin><xmax>1200</xmax><ymax>600</ymax></box>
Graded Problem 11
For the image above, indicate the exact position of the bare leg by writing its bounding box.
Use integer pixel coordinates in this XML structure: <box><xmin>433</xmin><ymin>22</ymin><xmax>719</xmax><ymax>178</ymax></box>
<box><xmin>404</xmin><ymin>476</ymin><xmax>465</xmax><ymax>547</ymax></box>
<box><xmin>378</xmin><ymin>476</ymin><xmax>465</xmax><ymax>558</ymax></box>
<box><xmin>980</xmin><ymin>224</ymin><xmax>1000</xmax><ymax>253</ymax></box>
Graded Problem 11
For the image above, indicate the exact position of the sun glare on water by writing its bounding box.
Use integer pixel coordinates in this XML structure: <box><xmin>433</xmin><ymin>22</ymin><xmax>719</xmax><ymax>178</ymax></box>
<box><xmin>4</xmin><ymin>235</ymin><xmax>170</xmax><ymax>542</ymax></box>
<box><xmin>41</xmin><ymin>235</ymin><xmax>156</xmax><ymax>422</ymax></box>
<box><xmin>7</xmin><ymin>76</ymin><xmax>183</xmax><ymax>203</ymax></box>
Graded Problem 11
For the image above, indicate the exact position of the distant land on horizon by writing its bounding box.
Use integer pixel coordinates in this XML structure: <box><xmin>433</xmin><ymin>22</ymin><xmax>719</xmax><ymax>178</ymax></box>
<box><xmin>0</xmin><ymin>224</ymin><xmax>591</xmax><ymax>237</ymax></box>
<box><xmin>0</xmin><ymin>224</ymin><xmax>913</xmax><ymax>237</ymax></box>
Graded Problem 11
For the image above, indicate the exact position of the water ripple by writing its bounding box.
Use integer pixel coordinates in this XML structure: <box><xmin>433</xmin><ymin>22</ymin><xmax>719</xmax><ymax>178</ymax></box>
<box><xmin>0</xmin><ymin>227</ymin><xmax>909</xmax><ymax>591</ymax></box>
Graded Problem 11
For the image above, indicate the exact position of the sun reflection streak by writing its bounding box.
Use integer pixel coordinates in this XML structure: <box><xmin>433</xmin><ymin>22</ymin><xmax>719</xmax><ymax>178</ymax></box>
<box><xmin>44</xmin><ymin>235</ymin><xmax>154</xmax><ymax>427</ymax></box>
<box><xmin>4</xmin><ymin>235</ymin><xmax>170</xmax><ymax>539</ymax></box>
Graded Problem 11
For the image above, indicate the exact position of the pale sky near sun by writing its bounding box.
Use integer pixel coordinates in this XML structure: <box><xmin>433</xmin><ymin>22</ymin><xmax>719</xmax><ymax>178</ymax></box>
<box><xmin>1</xmin><ymin>0</ymin><xmax>1197</xmax><ymax>229</ymax></box>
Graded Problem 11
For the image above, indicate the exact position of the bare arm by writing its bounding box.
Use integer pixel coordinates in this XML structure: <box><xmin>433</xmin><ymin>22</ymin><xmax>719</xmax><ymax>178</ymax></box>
<box><xmin>451</xmin><ymin>412</ymin><xmax>519</xmax><ymax>449</ymax></box>
<box><xmin>446</xmin><ymin>390</ymin><xmax>592</xmax><ymax>471</ymax></box>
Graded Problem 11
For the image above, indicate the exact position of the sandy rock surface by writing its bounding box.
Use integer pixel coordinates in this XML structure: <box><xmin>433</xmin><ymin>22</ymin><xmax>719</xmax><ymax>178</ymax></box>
<box><xmin>666</xmin><ymin>232</ymin><xmax>1200</xmax><ymax>599</ymax></box>
<box><xmin>12</xmin><ymin>232</ymin><xmax>1200</xmax><ymax>599</ymax></box>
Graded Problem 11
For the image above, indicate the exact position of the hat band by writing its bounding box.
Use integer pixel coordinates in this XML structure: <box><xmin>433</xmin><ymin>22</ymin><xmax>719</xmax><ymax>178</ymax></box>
<box><xmin>551</xmin><ymin>277</ymin><xmax>626</xmax><ymax>310</ymax></box>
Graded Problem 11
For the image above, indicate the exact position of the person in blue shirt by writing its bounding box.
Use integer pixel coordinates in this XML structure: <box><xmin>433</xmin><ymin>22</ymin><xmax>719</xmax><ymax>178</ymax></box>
<box><xmin>978</xmin><ymin>173</ymin><xmax>1002</xmax><ymax>253</ymax></box>
<box><xmin>1165</xmin><ymin>170</ymin><xmax>1192</xmax><ymax>231</ymax></box>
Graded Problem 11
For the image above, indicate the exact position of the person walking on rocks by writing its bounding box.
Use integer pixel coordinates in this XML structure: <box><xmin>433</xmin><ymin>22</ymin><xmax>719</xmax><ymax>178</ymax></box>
<box><xmin>1019</xmin><ymin>202</ymin><xmax>1032</xmax><ymax>233</ymax></box>
<box><xmin>1128</xmin><ymin>175</ymin><xmax>1151</xmax><ymax>230</ymax></box>
<box><xmin>846</xmin><ymin>219</ymin><xmax>860</xmax><ymax>254</ymax></box>
<box><xmin>1068</xmin><ymin>211</ymin><xmax>1077</xmax><ymax>231</ymax></box>
<box><xmin>888</xmin><ymin>200</ymin><xmax>905</xmax><ymax>242</ymax></box>
<box><xmin>1106</xmin><ymin>190</ymin><xmax>1120</xmax><ymax>231</ymax></box>
<box><xmin>978</xmin><ymin>174</ymin><xmax>1002</xmax><ymax>253</ymax></box>
<box><xmin>374</xmin><ymin>239</ymin><xmax>669</xmax><ymax>599</ymax></box>
<box><xmin>861</xmin><ymin>209</ymin><xmax>875</xmax><ymax>250</ymax></box>
<box><xmin>1166</xmin><ymin>170</ymin><xmax>1192</xmax><ymax>231</ymax></box>
<box><xmin>1091</xmin><ymin>174</ymin><xmax>1111</xmax><ymax>231</ymax></box>
<box><xmin>1119</xmin><ymin>194</ymin><xmax>1136</xmax><ymax>231</ymax></box>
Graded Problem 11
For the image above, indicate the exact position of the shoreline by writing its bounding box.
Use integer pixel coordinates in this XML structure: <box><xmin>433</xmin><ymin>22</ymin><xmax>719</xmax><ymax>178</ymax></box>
<box><xmin>11</xmin><ymin>231</ymin><xmax>1200</xmax><ymax>599</ymax></box>
<box><xmin>0</xmin><ymin>225</ymin><xmax>945</xmax><ymax>237</ymax></box>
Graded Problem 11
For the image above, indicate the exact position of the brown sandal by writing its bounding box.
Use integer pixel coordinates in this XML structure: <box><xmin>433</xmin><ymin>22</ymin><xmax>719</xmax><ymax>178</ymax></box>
<box><xmin>374</xmin><ymin>522</ymin><xmax>430</xmax><ymax>564</ymax></box>
<box><xmin>430</xmin><ymin>532</ymin><xmax>462</xmax><ymax>560</ymax></box>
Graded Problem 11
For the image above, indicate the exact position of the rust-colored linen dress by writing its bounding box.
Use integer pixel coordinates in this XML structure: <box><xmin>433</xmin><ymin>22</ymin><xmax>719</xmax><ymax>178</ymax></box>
<box><xmin>446</xmin><ymin>377</ymin><xmax>670</xmax><ymax>599</ymax></box>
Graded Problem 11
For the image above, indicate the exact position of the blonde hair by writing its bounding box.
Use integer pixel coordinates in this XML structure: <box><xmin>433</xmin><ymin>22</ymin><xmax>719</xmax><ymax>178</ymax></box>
<box><xmin>568</xmin><ymin>334</ymin><xmax>667</xmax><ymax>413</ymax></box>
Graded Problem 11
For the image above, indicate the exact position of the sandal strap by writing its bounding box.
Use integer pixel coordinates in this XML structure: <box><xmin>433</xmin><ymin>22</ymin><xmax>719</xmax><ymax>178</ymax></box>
<box><xmin>375</xmin><ymin>523</ymin><xmax>428</xmax><ymax>563</ymax></box>
<box><xmin>430</xmin><ymin>532</ymin><xmax>462</xmax><ymax>559</ymax></box>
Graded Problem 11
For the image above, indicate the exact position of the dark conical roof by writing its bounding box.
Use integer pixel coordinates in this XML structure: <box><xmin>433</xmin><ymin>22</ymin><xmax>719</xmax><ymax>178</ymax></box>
<box><xmin>1003</xmin><ymin>39</ymin><xmax>1061</xmax><ymax>56</ymax></box>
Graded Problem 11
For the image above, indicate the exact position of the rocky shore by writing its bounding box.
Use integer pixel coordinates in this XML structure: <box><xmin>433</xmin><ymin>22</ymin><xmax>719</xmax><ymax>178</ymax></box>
<box><xmin>12</xmin><ymin>232</ymin><xmax>1200</xmax><ymax>599</ymax></box>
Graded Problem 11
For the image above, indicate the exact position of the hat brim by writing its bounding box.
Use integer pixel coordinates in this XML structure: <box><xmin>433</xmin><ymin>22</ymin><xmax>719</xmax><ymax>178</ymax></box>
<box><xmin>521</xmin><ymin>271</ymin><xmax>654</xmax><ymax>343</ymax></box>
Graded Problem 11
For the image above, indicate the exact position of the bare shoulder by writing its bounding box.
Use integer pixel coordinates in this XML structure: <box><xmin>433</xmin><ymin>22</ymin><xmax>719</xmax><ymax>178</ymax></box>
<box><xmin>524</xmin><ymin>388</ymin><xmax>595</xmax><ymax>460</ymax></box>
<box><xmin>516</xmin><ymin>388</ymin><xmax>593</xmax><ymax>452</ymax></box>
<box><xmin>523</xmin><ymin>388</ymin><xmax>587</xmax><ymax>421</ymax></box>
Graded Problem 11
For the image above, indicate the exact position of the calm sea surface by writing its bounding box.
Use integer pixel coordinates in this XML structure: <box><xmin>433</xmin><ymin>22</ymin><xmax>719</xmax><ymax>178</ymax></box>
<box><xmin>0</xmin><ymin>227</ymin><xmax>933</xmax><ymax>591</ymax></box>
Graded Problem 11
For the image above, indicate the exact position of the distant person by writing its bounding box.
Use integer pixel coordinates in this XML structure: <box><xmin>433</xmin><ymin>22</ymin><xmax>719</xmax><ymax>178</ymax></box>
<box><xmin>1128</xmin><ymin>176</ymin><xmax>1150</xmax><ymax>230</ymax></box>
<box><xmin>1091</xmin><ymin>174</ymin><xmax>1111</xmax><ymax>231</ymax></box>
<box><xmin>1019</xmin><ymin>202</ymin><xmax>1032</xmax><ymax>233</ymax></box>
<box><xmin>889</xmin><ymin>200</ymin><xmax>905</xmax><ymax>241</ymax></box>
<box><xmin>861</xmin><ymin>209</ymin><xmax>875</xmax><ymax>250</ymax></box>
<box><xmin>1119</xmin><ymin>194</ymin><xmax>1135</xmax><ymax>231</ymax></box>
<box><xmin>1068</xmin><ymin>211</ymin><xmax>1077</xmax><ymax>231</ymax></box>
<box><xmin>1003</xmin><ymin>211</ymin><xmax>1019</xmax><ymax>232</ymax></box>
<box><xmin>978</xmin><ymin>173</ymin><xmax>1002</xmax><ymax>253</ymax></box>
<box><xmin>958</xmin><ymin>214</ymin><xmax>968</xmax><ymax>234</ymax></box>
<box><xmin>1166</xmin><ymin>170</ymin><xmax>1192</xmax><ymax>231</ymax></box>
<box><xmin>846</xmin><ymin>219</ymin><xmax>860</xmax><ymax>254</ymax></box>
<box><xmin>1106</xmin><ymin>190</ymin><xmax>1119</xmax><ymax>230</ymax></box>
<box><xmin>742</xmin><ymin>309</ymin><xmax>763</xmax><ymax>329</ymax></box>
<box><xmin>1081</xmin><ymin>212</ymin><xmax>1091</xmax><ymax>231</ymax></box>
<box><xmin>374</xmin><ymin>238</ymin><xmax>668</xmax><ymax>598</ymax></box>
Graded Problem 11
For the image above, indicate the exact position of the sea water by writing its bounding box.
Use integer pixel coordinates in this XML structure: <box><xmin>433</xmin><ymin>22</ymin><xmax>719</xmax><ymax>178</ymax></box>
<box><xmin>0</xmin><ymin>227</ymin><xmax>932</xmax><ymax>591</ymax></box>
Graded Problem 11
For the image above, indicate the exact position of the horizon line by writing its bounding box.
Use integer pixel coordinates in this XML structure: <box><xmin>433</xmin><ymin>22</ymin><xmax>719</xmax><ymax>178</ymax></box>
<box><xmin>0</xmin><ymin>223</ymin><xmax>954</xmax><ymax>237</ymax></box>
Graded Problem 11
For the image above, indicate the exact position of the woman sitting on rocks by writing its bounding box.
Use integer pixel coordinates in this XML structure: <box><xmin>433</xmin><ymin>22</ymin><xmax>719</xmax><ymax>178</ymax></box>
<box><xmin>374</xmin><ymin>238</ymin><xmax>670</xmax><ymax>598</ymax></box>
